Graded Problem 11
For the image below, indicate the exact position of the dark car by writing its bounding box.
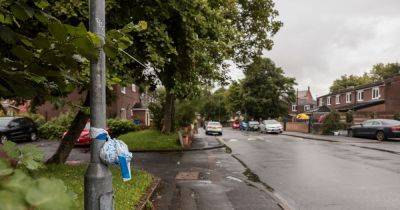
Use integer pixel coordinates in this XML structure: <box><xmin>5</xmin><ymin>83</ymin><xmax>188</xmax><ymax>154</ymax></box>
<box><xmin>348</xmin><ymin>119</ymin><xmax>400</xmax><ymax>141</ymax></box>
<box><xmin>239</xmin><ymin>121</ymin><xmax>249</xmax><ymax>131</ymax></box>
<box><xmin>0</xmin><ymin>117</ymin><xmax>38</xmax><ymax>143</ymax></box>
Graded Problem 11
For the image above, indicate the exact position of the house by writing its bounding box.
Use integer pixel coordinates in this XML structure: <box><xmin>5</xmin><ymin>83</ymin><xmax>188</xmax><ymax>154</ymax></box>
<box><xmin>316</xmin><ymin>74</ymin><xmax>400</xmax><ymax>121</ymax></box>
<box><xmin>288</xmin><ymin>87</ymin><xmax>317</xmax><ymax>119</ymax></box>
<box><xmin>36</xmin><ymin>84</ymin><xmax>151</xmax><ymax>126</ymax></box>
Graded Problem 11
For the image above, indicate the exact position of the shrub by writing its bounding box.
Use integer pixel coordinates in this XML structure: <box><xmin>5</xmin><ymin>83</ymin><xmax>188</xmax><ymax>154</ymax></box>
<box><xmin>322</xmin><ymin>110</ymin><xmax>343</xmax><ymax>135</ymax></box>
<box><xmin>394</xmin><ymin>112</ymin><xmax>400</xmax><ymax>121</ymax></box>
<box><xmin>346</xmin><ymin>110</ymin><xmax>354</xmax><ymax>124</ymax></box>
<box><xmin>20</xmin><ymin>112</ymin><xmax>46</xmax><ymax>127</ymax></box>
<box><xmin>107</xmin><ymin>118</ymin><xmax>138</xmax><ymax>137</ymax></box>
<box><xmin>148</xmin><ymin>102</ymin><xmax>163</xmax><ymax>131</ymax></box>
<box><xmin>175</xmin><ymin>100</ymin><xmax>196</xmax><ymax>128</ymax></box>
<box><xmin>37</xmin><ymin>112</ymin><xmax>74</xmax><ymax>140</ymax></box>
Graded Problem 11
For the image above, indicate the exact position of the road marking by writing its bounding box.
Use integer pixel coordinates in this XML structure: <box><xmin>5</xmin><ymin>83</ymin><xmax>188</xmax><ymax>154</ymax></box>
<box><xmin>229</xmin><ymin>139</ymin><xmax>238</xmax><ymax>142</ymax></box>
<box><xmin>226</xmin><ymin>176</ymin><xmax>243</xmax><ymax>182</ymax></box>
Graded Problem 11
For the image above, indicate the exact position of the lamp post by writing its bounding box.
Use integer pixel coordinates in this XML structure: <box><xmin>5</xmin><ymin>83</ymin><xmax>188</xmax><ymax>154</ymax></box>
<box><xmin>84</xmin><ymin>0</ymin><xmax>114</xmax><ymax>209</ymax></box>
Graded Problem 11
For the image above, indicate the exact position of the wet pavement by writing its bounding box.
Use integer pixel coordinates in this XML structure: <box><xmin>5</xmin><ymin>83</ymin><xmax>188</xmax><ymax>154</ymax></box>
<box><xmin>221</xmin><ymin>128</ymin><xmax>400</xmax><ymax>210</ymax></box>
<box><xmin>133</xmin><ymin>132</ymin><xmax>281</xmax><ymax>210</ymax></box>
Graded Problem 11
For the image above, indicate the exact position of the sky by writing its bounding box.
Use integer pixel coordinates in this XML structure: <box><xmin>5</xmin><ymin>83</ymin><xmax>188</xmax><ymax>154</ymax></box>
<box><xmin>228</xmin><ymin>0</ymin><xmax>400</xmax><ymax>98</ymax></box>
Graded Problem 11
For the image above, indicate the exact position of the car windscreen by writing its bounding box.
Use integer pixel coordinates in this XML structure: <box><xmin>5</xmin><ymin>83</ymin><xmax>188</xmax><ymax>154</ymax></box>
<box><xmin>249</xmin><ymin>121</ymin><xmax>259</xmax><ymax>125</ymax></box>
<box><xmin>382</xmin><ymin>120</ymin><xmax>400</xmax><ymax>126</ymax></box>
<box><xmin>0</xmin><ymin>118</ymin><xmax>13</xmax><ymax>127</ymax></box>
<box><xmin>264</xmin><ymin>120</ymin><xmax>279</xmax><ymax>124</ymax></box>
<box><xmin>208</xmin><ymin>122</ymin><xmax>221</xmax><ymax>126</ymax></box>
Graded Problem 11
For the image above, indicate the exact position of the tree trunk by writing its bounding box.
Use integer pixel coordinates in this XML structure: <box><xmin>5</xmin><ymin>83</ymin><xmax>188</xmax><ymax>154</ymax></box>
<box><xmin>46</xmin><ymin>92</ymin><xmax>90</xmax><ymax>164</ymax></box>
<box><xmin>162</xmin><ymin>89</ymin><xmax>175</xmax><ymax>133</ymax></box>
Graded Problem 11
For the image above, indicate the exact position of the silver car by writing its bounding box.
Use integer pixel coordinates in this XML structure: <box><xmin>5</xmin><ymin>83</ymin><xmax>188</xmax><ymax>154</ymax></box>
<box><xmin>259</xmin><ymin>120</ymin><xmax>283</xmax><ymax>134</ymax></box>
<box><xmin>205</xmin><ymin>121</ymin><xmax>223</xmax><ymax>135</ymax></box>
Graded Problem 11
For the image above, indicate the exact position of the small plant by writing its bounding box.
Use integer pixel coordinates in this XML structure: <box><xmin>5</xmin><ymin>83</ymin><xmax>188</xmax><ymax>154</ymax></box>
<box><xmin>107</xmin><ymin>118</ymin><xmax>138</xmax><ymax>137</ymax></box>
<box><xmin>346</xmin><ymin>110</ymin><xmax>354</xmax><ymax>124</ymax></box>
<box><xmin>394</xmin><ymin>112</ymin><xmax>400</xmax><ymax>121</ymax></box>
<box><xmin>322</xmin><ymin>110</ymin><xmax>343</xmax><ymax>135</ymax></box>
<box><xmin>0</xmin><ymin>142</ymin><xmax>75</xmax><ymax>209</ymax></box>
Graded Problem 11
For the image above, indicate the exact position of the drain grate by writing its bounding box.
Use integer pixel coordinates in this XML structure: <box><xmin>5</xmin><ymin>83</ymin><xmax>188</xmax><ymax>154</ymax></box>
<box><xmin>175</xmin><ymin>172</ymin><xmax>200</xmax><ymax>180</ymax></box>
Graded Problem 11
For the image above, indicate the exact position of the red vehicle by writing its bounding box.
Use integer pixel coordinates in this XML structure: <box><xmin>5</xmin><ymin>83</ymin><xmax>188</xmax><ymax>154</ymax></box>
<box><xmin>63</xmin><ymin>122</ymin><xmax>110</xmax><ymax>145</ymax></box>
<box><xmin>232</xmin><ymin>121</ymin><xmax>240</xmax><ymax>129</ymax></box>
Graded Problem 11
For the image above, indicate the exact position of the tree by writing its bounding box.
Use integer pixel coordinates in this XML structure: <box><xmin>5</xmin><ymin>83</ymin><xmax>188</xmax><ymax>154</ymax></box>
<box><xmin>240</xmin><ymin>57</ymin><xmax>296</xmax><ymax>119</ymax></box>
<box><xmin>371</xmin><ymin>63</ymin><xmax>400</xmax><ymax>80</ymax></box>
<box><xmin>200</xmin><ymin>88</ymin><xmax>230</xmax><ymax>123</ymax></box>
<box><xmin>226</xmin><ymin>81</ymin><xmax>244</xmax><ymax>115</ymax></box>
<box><xmin>329</xmin><ymin>73</ymin><xmax>373</xmax><ymax>93</ymax></box>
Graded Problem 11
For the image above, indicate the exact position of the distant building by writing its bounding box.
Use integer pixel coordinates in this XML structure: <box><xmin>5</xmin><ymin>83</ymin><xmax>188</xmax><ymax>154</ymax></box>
<box><xmin>316</xmin><ymin>74</ymin><xmax>400</xmax><ymax>122</ymax></box>
<box><xmin>288</xmin><ymin>87</ymin><xmax>317</xmax><ymax>120</ymax></box>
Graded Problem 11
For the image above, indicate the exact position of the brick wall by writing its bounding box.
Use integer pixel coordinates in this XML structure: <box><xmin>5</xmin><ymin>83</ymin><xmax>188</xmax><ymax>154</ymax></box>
<box><xmin>285</xmin><ymin>122</ymin><xmax>309</xmax><ymax>133</ymax></box>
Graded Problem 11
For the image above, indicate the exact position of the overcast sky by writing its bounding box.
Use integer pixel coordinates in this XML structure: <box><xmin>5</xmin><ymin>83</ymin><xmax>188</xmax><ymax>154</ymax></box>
<box><xmin>229</xmin><ymin>0</ymin><xmax>400</xmax><ymax>98</ymax></box>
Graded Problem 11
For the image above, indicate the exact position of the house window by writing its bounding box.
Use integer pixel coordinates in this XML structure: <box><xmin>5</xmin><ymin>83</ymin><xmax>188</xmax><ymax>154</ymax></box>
<box><xmin>346</xmin><ymin>92</ymin><xmax>352</xmax><ymax>103</ymax></box>
<box><xmin>336</xmin><ymin>95</ymin><xmax>340</xmax><ymax>104</ymax></box>
<box><xmin>372</xmin><ymin>87</ymin><xmax>380</xmax><ymax>99</ymax></box>
<box><xmin>132</xmin><ymin>84</ymin><xmax>136</xmax><ymax>92</ymax></box>
<box><xmin>319</xmin><ymin>98</ymin><xmax>324</xmax><ymax>106</ymax></box>
<box><xmin>292</xmin><ymin>105</ymin><xmax>297</xmax><ymax>112</ymax></box>
<box><xmin>357</xmin><ymin>90</ymin><xmax>364</xmax><ymax>101</ymax></box>
<box><xmin>121</xmin><ymin>86</ymin><xmax>126</xmax><ymax>94</ymax></box>
<box><xmin>304</xmin><ymin>105</ymin><xmax>310</xmax><ymax>111</ymax></box>
<box><xmin>327</xmin><ymin>97</ymin><xmax>331</xmax><ymax>105</ymax></box>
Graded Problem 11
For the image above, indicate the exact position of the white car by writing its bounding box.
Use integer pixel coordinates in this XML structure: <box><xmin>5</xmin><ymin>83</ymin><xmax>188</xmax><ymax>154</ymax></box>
<box><xmin>205</xmin><ymin>121</ymin><xmax>223</xmax><ymax>135</ymax></box>
<box><xmin>248</xmin><ymin>121</ymin><xmax>260</xmax><ymax>131</ymax></box>
<box><xmin>260</xmin><ymin>120</ymin><xmax>283</xmax><ymax>134</ymax></box>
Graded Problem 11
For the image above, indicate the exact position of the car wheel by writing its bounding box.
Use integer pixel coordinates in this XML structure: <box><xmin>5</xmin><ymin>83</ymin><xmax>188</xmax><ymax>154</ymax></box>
<box><xmin>30</xmin><ymin>132</ymin><xmax>38</xmax><ymax>141</ymax></box>
<box><xmin>0</xmin><ymin>135</ymin><xmax>7</xmax><ymax>144</ymax></box>
<box><xmin>376</xmin><ymin>131</ymin><xmax>386</xmax><ymax>141</ymax></box>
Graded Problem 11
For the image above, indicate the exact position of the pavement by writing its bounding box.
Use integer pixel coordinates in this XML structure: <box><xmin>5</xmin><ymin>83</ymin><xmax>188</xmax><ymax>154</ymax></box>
<box><xmin>221</xmin><ymin>128</ymin><xmax>400</xmax><ymax>210</ymax></box>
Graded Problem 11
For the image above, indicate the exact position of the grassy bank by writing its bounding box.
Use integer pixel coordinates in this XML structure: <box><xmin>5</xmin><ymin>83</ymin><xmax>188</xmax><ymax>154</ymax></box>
<box><xmin>119</xmin><ymin>130</ymin><xmax>181</xmax><ymax>151</ymax></box>
<box><xmin>37</xmin><ymin>164</ymin><xmax>153</xmax><ymax>209</ymax></box>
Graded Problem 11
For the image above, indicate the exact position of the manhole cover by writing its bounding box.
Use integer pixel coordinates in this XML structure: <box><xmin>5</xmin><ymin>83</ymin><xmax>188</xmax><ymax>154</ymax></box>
<box><xmin>175</xmin><ymin>172</ymin><xmax>200</xmax><ymax>180</ymax></box>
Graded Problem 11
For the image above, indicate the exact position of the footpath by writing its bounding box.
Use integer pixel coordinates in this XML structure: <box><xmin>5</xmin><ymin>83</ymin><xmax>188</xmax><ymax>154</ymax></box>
<box><xmin>282</xmin><ymin>131</ymin><xmax>400</xmax><ymax>155</ymax></box>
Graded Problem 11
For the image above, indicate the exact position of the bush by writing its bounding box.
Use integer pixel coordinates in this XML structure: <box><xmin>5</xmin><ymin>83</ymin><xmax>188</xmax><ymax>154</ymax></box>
<box><xmin>175</xmin><ymin>100</ymin><xmax>196</xmax><ymax>128</ymax></box>
<box><xmin>322</xmin><ymin>110</ymin><xmax>343</xmax><ymax>135</ymax></box>
<box><xmin>20</xmin><ymin>112</ymin><xmax>46</xmax><ymax>127</ymax></box>
<box><xmin>394</xmin><ymin>112</ymin><xmax>400</xmax><ymax>121</ymax></box>
<box><xmin>148</xmin><ymin>102</ymin><xmax>163</xmax><ymax>131</ymax></box>
<box><xmin>37</xmin><ymin>112</ymin><xmax>74</xmax><ymax>140</ymax></box>
<box><xmin>346</xmin><ymin>110</ymin><xmax>354</xmax><ymax>124</ymax></box>
<box><xmin>107</xmin><ymin>118</ymin><xmax>138</xmax><ymax>137</ymax></box>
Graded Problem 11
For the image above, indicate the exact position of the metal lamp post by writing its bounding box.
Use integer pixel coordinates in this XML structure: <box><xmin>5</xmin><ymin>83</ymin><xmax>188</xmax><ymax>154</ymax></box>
<box><xmin>84</xmin><ymin>0</ymin><xmax>114</xmax><ymax>209</ymax></box>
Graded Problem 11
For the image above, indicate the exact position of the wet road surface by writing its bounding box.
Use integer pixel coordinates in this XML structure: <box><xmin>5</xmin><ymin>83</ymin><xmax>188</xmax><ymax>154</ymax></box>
<box><xmin>221</xmin><ymin>128</ymin><xmax>400</xmax><ymax>210</ymax></box>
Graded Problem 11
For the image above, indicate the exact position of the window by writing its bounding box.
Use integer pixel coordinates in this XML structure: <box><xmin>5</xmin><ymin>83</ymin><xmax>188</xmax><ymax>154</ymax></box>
<box><xmin>121</xmin><ymin>86</ymin><xmax>126</xmax><ymax>94</ymax></box>
<box><xmin>326</xmin><ymin>97</ymin><xmax>331</xmax><ymax>105</ymax></box>
<box><xmin>336</xmin><ymin>95</ymin><xmax>340</xmax><ymax>104</ymax></box>
<box><xmin>292</xmin><ymin>105</ymin><xmax>297</xmax><ymax>111</ymax></box>
<box><xmin>372</xmin><ymin>87</ymin><xmax>380</xmax><ymax>99</ymax></box>
<box><xmin>346</xmin><ymin>92</ymin><xmax>352</xmax><ymax>103</ymax></box>
<box><xmin>304</xmin><ymin>105</ymin><xmax>310</xmax><ymax>111</ymax></box>
<box><xmin>357</xmin><ymin>90</ymin><xmax>364</xmax><ymax>101</ymax></box>
<box><xmin>131</xmin><ymin>84</ymin><xmax>136</xmax><ymax>92</ymax></box>
<box><xmin>319</xmin><ymin>98</ymin><xmax>323</xmax><ymax>106</ymax></box>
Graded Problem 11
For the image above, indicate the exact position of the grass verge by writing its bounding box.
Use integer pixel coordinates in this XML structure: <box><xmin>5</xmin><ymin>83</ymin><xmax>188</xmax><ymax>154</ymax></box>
<box><xmin>118</xmin><ymin>129</ymin><xmax>181</xmax><ymax>151</ymax></box>
<box><xmin>36</xmin><ymin>164</ymin><xmax>153</xmax><ymax>209</ymax></box>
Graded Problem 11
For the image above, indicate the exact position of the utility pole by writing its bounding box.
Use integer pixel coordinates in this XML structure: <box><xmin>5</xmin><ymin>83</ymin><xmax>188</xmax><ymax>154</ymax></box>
<box><xmin>84</xmin><ymin>0</ymin><xmax>114</xmax><ymax>209</ymax></box>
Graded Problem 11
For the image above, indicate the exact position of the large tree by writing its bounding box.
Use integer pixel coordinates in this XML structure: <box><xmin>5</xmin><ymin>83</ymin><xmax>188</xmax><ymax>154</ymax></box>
<box><xmin>240</xmin><ymin>57</ymin><xmax>296</xmax><ymax>119</ymax></box>
<box><xmin>371</xmin><ymin>63</ymin><xmax>400</xmax><ymax>80</ymax></box>
<box><xmin>329</xmin><ymin>73</ymin><xmax>373</xmax><ymax>93</ymax></box>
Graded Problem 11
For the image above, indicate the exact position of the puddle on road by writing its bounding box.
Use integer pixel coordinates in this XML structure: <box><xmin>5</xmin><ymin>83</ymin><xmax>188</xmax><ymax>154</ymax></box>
<box><xmin>225</xmin><ymin>147</ymin><xmax>232</xmax><ymax>154</ymax></box>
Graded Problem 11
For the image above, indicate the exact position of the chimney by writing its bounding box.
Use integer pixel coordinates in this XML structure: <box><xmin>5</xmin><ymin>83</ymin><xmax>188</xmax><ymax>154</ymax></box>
<box><xmin>307</xmin><ymin>86</ymin><xmax>310</xmax><ymax>92</ymax></box>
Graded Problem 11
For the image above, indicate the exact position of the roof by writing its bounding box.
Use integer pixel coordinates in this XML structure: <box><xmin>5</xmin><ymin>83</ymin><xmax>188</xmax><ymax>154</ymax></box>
<box><xmin>336</xmin><ymin>99</ymin><xmax>385</xmax><ymax>112</ymax></box>
<box><xmin>297</xmin><ymin>90</ymin><xmax>308</xmax><ymax>99</ymax></box>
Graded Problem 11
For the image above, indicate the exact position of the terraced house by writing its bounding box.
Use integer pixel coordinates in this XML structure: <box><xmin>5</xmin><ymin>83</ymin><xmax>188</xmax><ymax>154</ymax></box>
<box><xmin>317</xmin><ymin>74</ymin><xmax>400</xmax><ymax>121</ymax></box>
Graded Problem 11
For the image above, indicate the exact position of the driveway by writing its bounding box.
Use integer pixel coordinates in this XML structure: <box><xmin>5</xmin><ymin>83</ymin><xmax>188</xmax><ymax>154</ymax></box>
<box><xmin>221</xmin><ymin>128</ymin><xmax>400</xmax><ymax>209</ymax></box>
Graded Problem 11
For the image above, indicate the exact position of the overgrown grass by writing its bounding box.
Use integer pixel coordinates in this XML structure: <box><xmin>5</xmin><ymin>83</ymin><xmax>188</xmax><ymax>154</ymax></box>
<box><xmin>36</xmin><ymin>164</ymin><xmax>153</xmax><ymax>209</ymax></box>
<box><xmin>118</xmin><ymin>130</ymin><xmax>181</xmax><ymax>151</ymax></box>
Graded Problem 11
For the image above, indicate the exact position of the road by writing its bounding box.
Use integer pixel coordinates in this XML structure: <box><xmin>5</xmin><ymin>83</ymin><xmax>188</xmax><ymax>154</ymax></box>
<box><xmin>221</xmin><ymin>128</ymin><xmax>400</xmax><ymax>210</ymax></box>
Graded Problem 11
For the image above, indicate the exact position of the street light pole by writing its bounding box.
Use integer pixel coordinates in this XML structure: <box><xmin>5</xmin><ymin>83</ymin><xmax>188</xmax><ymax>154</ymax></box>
<box><xmin>84</xmin><ymin>0</ymin><xmax>114</xmax><ymax>209</ymax></box>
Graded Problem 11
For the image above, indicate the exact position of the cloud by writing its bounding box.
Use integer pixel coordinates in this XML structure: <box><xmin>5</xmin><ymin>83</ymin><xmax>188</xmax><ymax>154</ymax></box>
<box><xmin>229</xmin><ymin>0</ymin><xmax>400</xmax><ymax>98</ymax></box>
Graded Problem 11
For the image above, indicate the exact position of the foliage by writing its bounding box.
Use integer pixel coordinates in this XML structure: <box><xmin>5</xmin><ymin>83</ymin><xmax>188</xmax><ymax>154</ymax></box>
<box><xmin>322</xmin><ymin>110</ymin><xmax>343</xmax><ymax>135</ymax></box>
<box><xmin>20</xmin><ymin>112</ymin><xmax>46</xmax><ymax>127</ymax></box>
<box><xmin>394</xmin><ymin>112</ymin><xmax>400</xmax><ymax>121</ymax></box>
<box><xmin>200</xmin><ymin>88</ymin><xmax>230</xmax><ymax>123</ymax></box>
<box><xmin>0</xmin><ymin>141</ymin><xmax>74</xmax><ymax>209</ymax></box>
<box><xmin>119</xmin><ymin>130</ymin><xmax>180</xmax><ymax>151</ymax></box>
<box><xmin>371</xmin><ymin>63</ymin><xmax>400</xmax><ymax>80</ymax></box>
<box><xmin>35</xmin><ymin>164</ymin><xmax>154</xmax><ymax>209</ymax></box>
<box><xmin>226</xmin><ymin>81</ymin><xmax>244</xmax><ymax>114</ymax></box>
<box><xmin>330</xmin><ymin>73</ymin><xmax>374</xmax><ymax>93</ymax></box>
<box><xmin>148</xmin><ymin>102</ymin><xmax>163</xmax><ymax>131</ymax></box>
<box><xmin>240</xmin><ymin>57</ymin><xmax>296</xmax><ymax>119</ymax></box>
<box><xmin>38</xmin><ymin>112</ymin><xmax>74</xmax><ymax>140</ymax></box>
<box><xmin>175</xmin><ymin>100</ymin><xmax>197</xmax><ymax>127</ymax></box>
<box><xmin>107</xmin><ymin>118</ymin><xmax>138</xmax><ymax>137</ymax></box>
<box><xmin>346</xmin><ymin>110</ymin><xmax>354</xmax><ymax>124</ymax></box>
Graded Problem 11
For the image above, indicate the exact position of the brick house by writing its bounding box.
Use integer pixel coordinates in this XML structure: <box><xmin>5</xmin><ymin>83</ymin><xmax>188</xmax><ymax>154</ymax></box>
<box><xmin>316</xmin><ymin>75</ymin><xmax>400</xmax><ymax>122</ymax></box>
<box><xmin>36</xmin><ymin>84</ymin><xmax>151</xmax><ymax>126</ymax></box>
<box><xmin>288</xmin><ymin>87</ymin><xmax>317</xmax><ymax>118</ymax></box>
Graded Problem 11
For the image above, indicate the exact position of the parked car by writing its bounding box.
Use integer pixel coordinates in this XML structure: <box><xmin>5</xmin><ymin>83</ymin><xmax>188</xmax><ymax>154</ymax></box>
<box><xmin>205</xmin><ymin>121</ymin><xmax>223</xmax><ymax>135</ymax></box>
<box><xmin>259</xmin><ymin>120</ymin><xmax>283</xmax><ymax>134</ymax></box>
<box><xmin>232</xmin><ymin>121</ymin><xmax>240</xmax><ymax>129</ymax></box>
<box><xmin>0</xmin><ymin>116</ymin><xmax>38</xmax><ymax>143</ymax></box>
<box><xmin>348</xmin><ymin>119</ymin><xmax>400</xmax><ymax>141</ymax></box>
<box><xmin>240</xmin><ymin>121</ymin><xmax>249</xmax><ymax>131</ymax></box>
<box><xmin>248</xmin><ymin>121</ymin><xmax>260</xmax><ymax>131</ymax></box>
